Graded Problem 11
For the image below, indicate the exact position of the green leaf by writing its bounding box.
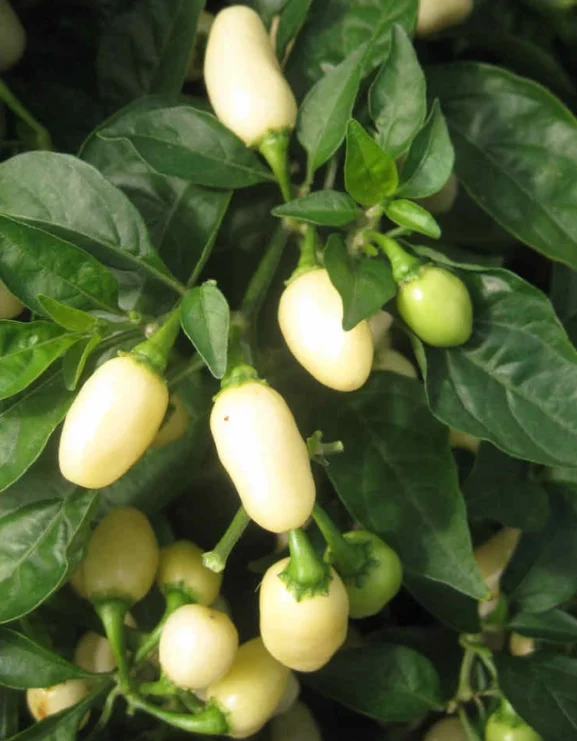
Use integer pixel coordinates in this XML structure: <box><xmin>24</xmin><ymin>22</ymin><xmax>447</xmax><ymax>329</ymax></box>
<box><xmin>305</xmin><ymin>644</ymin><xmax>442</xmax><ymax>722</ymax></box>
<box><xmin>384</xmin><ymin>199</ymin><xmax>441</xmax><ymax>238</ymax></box>
<box><xmin>97</xmin><ymin>372</ymin><xmax>213</xmax><ymax>515</ymax></box>
<box><xmin>81</xmin><ymin>105</ymin><xmax>232</xmax><ymax>287</ymax></box>
<box><xmin>273</xmin><ymin>191</ymin><xmax>361</xmax><ymax>227</ymax></box>
<box><xmin>509</xmin><ymin>609</ymin><xmax>577</xmax><ymax>644</ymax></box>
<box><xmin>404</xmin><ymin>573</ymin><xmax>480</xmax><ymax>634</ymax></box>
<box><xmin>275</xmin><ymin>0</ymin><xmax>312</xmax><ymax>59</ymax></box>
<box><xmin>0</xmin><ymin>374</ymin><xmax>74</xmax><ymax>492</ymax></box>
<box><xmin>397</xmin><ymin>101</ymin><xmax>455</xmax><ymax>200</ymax></box>
<box><xmin>297</xmin><ymin>47</ymin><xmax>366</xmax><ymax>182</ymax></box>
<box><xmin>0</xmin><ymin>688</ymin><xmax>18</xmax><ymax>739</ymax></box>
<box><xmin>421</xmin><ymin>268</ymin><xmax>577</xmax><ymax>468</ymax></box>
<box><xmin>495</xmin><ymin>653</ymin><xmax>577</xmax><ymax>739</ymax></box>
<box><xmin>502</xmin><ymin>485</ymin><xmax>577</xmax><ymax>613</ymax></box>
<box><xmin>344</xmin><ymin>120</ymin><xmax>398</xmax><ymax>206</ymax></box>
<box><xmin>324</xmin><ymin>234</ymin><xmax>396</xmax><ymax>330</ymax></box>
<box><xmin>0</xmin><ymin>489</ymin><xmax>97</xmax><ymax>623</ymax></box>
<box><xmin>180</xmin><ymin>282</ymin><xmax>230</xmax><ymax>379</ymax></box>
<box><xmin>286</xmin><ymin>0</ymin><xmax>418</xmax><ymax>98</ymax></box>
<box><xmin>0</xmin><ymin>629</ymin><xmax>94</xmax><ymax>689</ymax></box>
<box><xmin>0</xmin><ymin>152</ymin><xmax>171</xmax><ymax>285</ymax></box>
<box><xmin>429</xmin><ymin>62</ymin><xmax>577</xmax><ymax>270</ymax></box>
<box><xmin>0</xmin><ymin>216</ymin><xmax>119</xmax><ymax>318</ymax></box>
<box><xmin>464</xmin><ymin>444</ymin><xmax>550</xmax><ymax>531</ymax></box>
<box><xmin>37</xmin><ymin>297</ymin><xmax>98</xmax><ymax>333</ymax></box>
<box><xmin>0</xmin><ymin>322</ymin><xmax>80</xmax><ymax>401</ymax></box>
<box><xmin>6</xmin><ymin>681</ymin><xmax>110</xmax><ymax>741</ymax></box>
<box><xmin>369</xmin><ymin>24</ymin><xmax>427</xmax><ymax>158</ymax></box>
<box><xmin>98</xmin><ymin>105</ymin><xmax>273</xmax><ymax>189</ymax></box>
<box><xmin>97</xmin><ymin>0</ymin><xmax>205</xmax><ymax>112</ymax></box>
<box><xmin>319</xmin><ymin>373</ymin><xmax>488</xmax><ymax>598</ymax></box>
<box><xmin>62</xmin><ymin>336</ymin><xmax>102</xmax><ymax>392</ymax></box>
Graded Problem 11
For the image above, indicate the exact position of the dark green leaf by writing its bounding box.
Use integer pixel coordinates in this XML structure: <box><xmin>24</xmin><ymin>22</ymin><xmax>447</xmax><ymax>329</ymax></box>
<box><xmin>0</xmin><ymin>489</ymin><xmax>97</xmax><ymax>623</ymax></box>
<box><xmin>509</xmin><ymin>610</ymin><xmax>577</xmax><ymax>643</ymax></box>
<box><xmin>421</xmin><ymin>268</ymin><xmax>577</xmax><ymax>468</ymax></box>
<box><xmin>98</xmin><ymin>105</ymin><xmax>273</xmax><ymax>188</ymax></box>
<box><xmin>397</xmin><ymin>101</ymin><xmax>455</xmax><ymax>200</ymax></box>
<box><xmin>319</xmin><ymin>373</ymin><xmax>488</xmax><ymax>598</ymax></box>
<box><xmin>0</xmin><ymin>629</ymin><xmax>94</xmax><ymax>689</ymax></box>
<box><xmin>369</xmin><ymin>24</ymin><xmax>427</xmax><ymax>158</ymax></box>
<box><xmin>275</xmin><ymin>0</ymin><xmax>312</xmax><ymax>59</ymax></box>
<box><xmin>0</xmin><ymin>688</ymin><xmax>18</xmax><ymax>739</ymax></box>
<box><xmin>404</xmin><ymin>573</ymin><xmax>480</xmax><ymax>633</ymax></box>
<box><xmin>464</xmin><ymin>444</ymin><xmax>550</xmax><ymax>531</ymax></box>
<box><xmin>81</xmin><ymin>108</ymin><xmax>232</xmax><ymax>287</ymax></box>
<box><xmin>502</xmin><ymin>486</ymin><xmax>577</xmax><ymax>613</ymax></box>
<box><xmin>324</xmin><ymin>234</ymin><xmax>396</xmax><ymax>330</ymax></box>
<box><xmin>305</xmin><ymin>644</ymin><xmax>442</xmax><ymax>722</ymax></box>
<box><xmin>37</xmin><ymin>297</ymin><xmax>98</xmax><ymax>334</ymax></box>
<box><xmin>97</xmin><ymin>372</ymin><xmax>213</xmax><ymax>515</ymax></box>
<box><xmin>429</xmin><ymin>63</ymin><xmax>577</xmax><ymax>270</ymax></box>
<box><xmin>384</xmin><ymin>199</ymin><xmax>441</xmax><ymax>238</ymax></box>
<box><xmin>495</xmin><ymin>653</ymin><xmax>577</xmax><ymax>739</ymax></box>
<box><xmin>286</xmin><ymin>0</ymin><xmax>418</xmax><ymax>98</ymax></box>
<box><xmin>0</xmin><ymin>216</ymin><xmax>119</xmax><ymax>317</ymax></box>
<box><xmin>255</xmin><ymin>0</ymin><xmax>288</xmax><ymax>25</ymax></box>
<box><xmin>62</xmin><ymin>336</ymin><xmax>102</xmax><ymax>392</ymax></box>
<box><xmin>180</xmin><ymin>282</ymin><xmax>229</xmax><ymax>379</ymax></box>
<box><xmin>0</xmin><ymin>374</ymin><xmax>74</xmax><ymax>492</ymax></box>
<box><xmin>272</xmin><ymin>191</ymin><xmax>361</xmax><ymax>227</ymax></box>
<box><xmin>0</xmin><ymin>322</ymin><xmax>80</xmax><ymax>401</ymax></box>
<box><xmin>344</xmin><ymin>120</ymin><xmax>398</xmax><ymax>206</ymax></box>
<box><xmin>0</xmin><ymin>152</ymin><xmax>170</xmax><ymax>283</ymax></box>
<box><xmin>297</xmin><ymin>47</ymin><xmax>366</xmax><ymax>182</ymax></box>
<box><xmin>6</xmin><ymin>681</ymin><xmax>110</xmax><ymax>741</ymax></box>
<box><xmin>97</xmin><ymin>0</ymin><xmax>205</xmax><ymax>112</ymax></box>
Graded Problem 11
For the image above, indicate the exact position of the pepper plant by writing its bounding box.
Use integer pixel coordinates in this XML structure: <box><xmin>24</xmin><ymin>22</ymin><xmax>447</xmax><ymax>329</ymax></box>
<box><xmin>0</xmin><ymin>0</ymin><xmax>577</xmax><ymax>740</ymax></box>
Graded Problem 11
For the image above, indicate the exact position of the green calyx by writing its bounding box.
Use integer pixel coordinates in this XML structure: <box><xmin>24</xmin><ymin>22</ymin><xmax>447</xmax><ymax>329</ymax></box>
<box><xmin>128</xmin><ymin>694</ymin><xmax>229</xmax><ymax>736</ymax></box>
<box><xmin>130</xmin><ymin>309</ymin><xmax>181</xmax><ymax>377</ymax></box>
<box><xmin>368</xmin><ymin>232</ymin><xmax>422</xmax><ymax>284</ymax></box>
<box><xmin>312</xmin><ymin>505</ymin><xmax>376</xmax><ymax>586</ymax></box>
<box><xmin>258</xmin><ymin>130</ymin><xmax>293</xmax><ymax>203</ymax></box>
<box><xmin>279</xmin><ymin>528</ymin><xmax>332</xmax><ymax>601</ymax></box>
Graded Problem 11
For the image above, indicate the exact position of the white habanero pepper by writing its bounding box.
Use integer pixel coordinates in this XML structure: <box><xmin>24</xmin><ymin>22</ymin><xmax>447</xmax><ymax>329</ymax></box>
<box><xmin>210</xmin><ymin>381</ymin><xmax>315</xmax><ymax>533</ymax></box>
<box><xmin>416</xmin><ymin>0</ymin><xmax>474</xmax><ymax>37</ymax></box>
<box><xmin>204</xmin><ymin>6</ymin><xmax>297</xmax><ymax>147</ymax></box>
<box><xmin>0</xmin><ymin>0</ymin><xmax>26</xmax><ymax>72</ymax></box>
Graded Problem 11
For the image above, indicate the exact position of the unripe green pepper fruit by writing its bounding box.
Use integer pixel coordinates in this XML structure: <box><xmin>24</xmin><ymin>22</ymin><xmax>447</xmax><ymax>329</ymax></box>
<box><xmin>397</xmin><ymin>265</ymin><xmax>473</xmax><ymax>347</ymax></box>
<box><xmin>424</xmin><ymin>717</ymin><xmax>467</xmax><ymax>740</ymax></box>
<box><xmin>210</xmin><ymin>381</ymin><xmax>315</xmax><ymax>533</ymax></box>
<box><xmin>59</xmin><ymin>355</ymin><xmax>169</xmax><ymax>488</ymax></box>
<box><xmin>157</xmin><ymin>540</ymin><xmax>222</xmax><ymax>605</ymax></box>
<box><xmin>259</xmin><ymin>557</ymin><xmax>349</xmax><ymax>672</ymax></box>
<box><xmin>485</xmin><ymin>714</ymin><xmax>542</xmax><ymax>741</ymax></box>
<box><xmin>204</xmin><ymin>6</ymin><xmax>297</xmax><ymax>147</ymax></box>
<box><xmin>278</xmin><ymin>268</ymin><xmax>374</xmax><ymax>392</ymax></box>
<box><xmin>82</xmin><ymin>507</ymin><xmax>159</xmax><ymax>605</ymax></box>
<box><xmin>207</xmin><ymin>637</ymin><xmax>290</xmax><ymax>739</ymax></box>
<box><xmin>325</xmin><ymin>531</ymin><xmax>403</xmax><ymax>619</ymax></box>
<box><xmin>159</xmin><ymin>604</ymin><xmax>239</xmax><ymax>690</ymax></box>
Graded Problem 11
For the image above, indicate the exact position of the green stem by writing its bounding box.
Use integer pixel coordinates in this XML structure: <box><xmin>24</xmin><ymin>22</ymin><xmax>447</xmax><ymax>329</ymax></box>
<box><xmin>240</xmin><ymin>224</ymin><xmax>289</xmax><ymax>320</ymax></box>
<box><xmin>128</xmin><ymin>695</ymin><xmax>229</xmax><ymax>735</ymax></box>
<box><xmin>131</xmin><ymin>308</ymin><xmax>182</xmax><ymax>376</ymax></box>
<box><xmin>455</xmin><ymin>645</ymin><xmax>476</xmax><ymax>703</ymax></box>
<box><xmin>312</xmin><ymin>504</ymin><xmax>367</xmax><ymax>577</ymax></box>
<box><xmin>280</xmin><ymin>528</ymin><xmax>331</xmax><ymax>600</ymax></box>
<box><xmin>368</xmin><ymin>232</ymin><xmax>422</xmax><ymax>284</ymax></box>
<box><xmin>178</xmin><ymin>691</ymin><xmax>204</xmax><ymax>713</ymax></box>
<box><xmin>295</xmin><ymin>224</ymin><xmax>319</xmax><ymax>275</ymax></box>
<box><xmin>203</xmin><ymin>507</ymin><xmax>250</xmax><ymax>573</ymax></box>
<box><xmin>258</xmin><ymin>132</ymin><xmax>293</xmax><ymax>203</ymax></box>
<box><xmin>139</xmin><ymin>676</ymin><xmax>179</xmax><ymax>698</ymax></box>
<box><xmin>307</xmin><ymin>431</ymin><xmax>344</xmax><ymax>466</ymax></box>
<box><xmin>135</xmin><ymin>589</ymin><xmax>190</xmax><ymax>665</ymax></box>
<box><xmin>96</xmin><ymin>600</ymin><xmax>132</xmax><ymax>693</ymax></box>
<box><xmin>220</xmin><ymin>314</ymin><xmax>259</xmax><ymax>390</ymax></box>
<box><xmin>385</xmin><ymin>226</ymin><xmax>411</xmax><ymax>240</ymax></box>
<box><xmin>457</xmin><ymin>707</ymin><xmax>480</xmax><ymax>741</ymax></box>
<box><xmin>0</xmin><ymin>79</ymin><xmax>52</xmax><ymax>150</ymax></box>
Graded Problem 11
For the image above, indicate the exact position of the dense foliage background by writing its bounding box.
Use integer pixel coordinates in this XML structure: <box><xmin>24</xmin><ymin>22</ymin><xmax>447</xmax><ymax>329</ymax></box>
<box><xmin>2</xmin><ymin>0</ymin><xmax>577</xmax><ymax>739</ymax></box>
